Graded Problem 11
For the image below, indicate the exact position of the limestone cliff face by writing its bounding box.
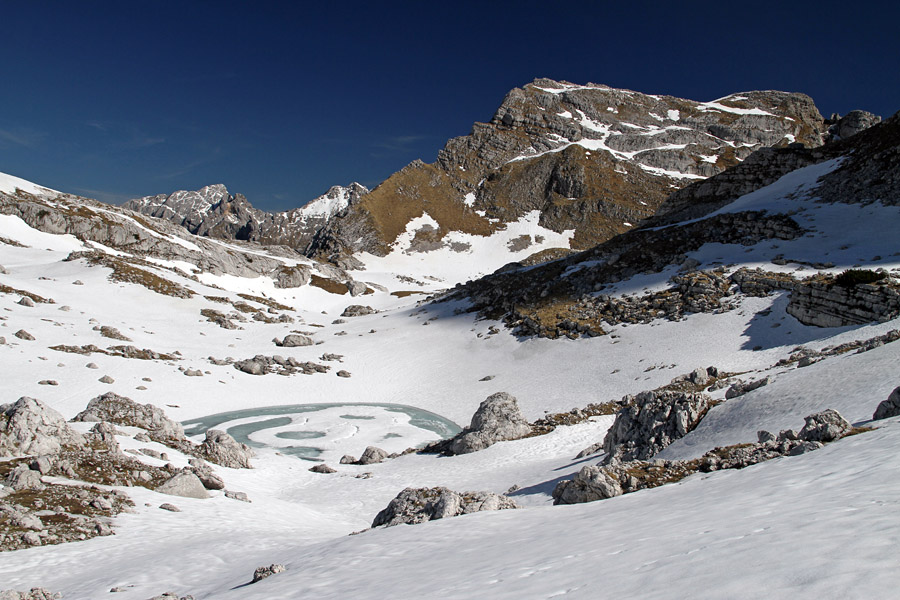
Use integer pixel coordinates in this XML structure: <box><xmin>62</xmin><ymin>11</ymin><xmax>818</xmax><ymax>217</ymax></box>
<box><xmin>310</xmin><ymin>79</ymin><xmax>826</xmax><ymax>258</ymax></box>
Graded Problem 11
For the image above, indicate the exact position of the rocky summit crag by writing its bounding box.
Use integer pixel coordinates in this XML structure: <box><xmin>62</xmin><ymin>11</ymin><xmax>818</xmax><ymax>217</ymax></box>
<box><xmin>124</xmin><ymin>183</ymin><xmax>368</xmax><ymax>251</ymax></box>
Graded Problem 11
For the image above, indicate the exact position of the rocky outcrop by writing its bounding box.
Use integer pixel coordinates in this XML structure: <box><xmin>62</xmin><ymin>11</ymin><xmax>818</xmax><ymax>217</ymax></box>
<box><xmin>602</xmin><ymin>389</ymin><xmax>715</xmax><ymax>463</ymax></box>
<box><xmin>873</xmin><ymin>386</ymin><xmax>900</xmax><ymax>420</ymax></box>
<box><xmin>0</xmin><ymin>184</ymin><xmax>371</xmax><ymax>302</ymax></box>
<box><xmin>0</xmin><ymin>397</ymin><xmax>85</xmax><ymax>456</ymax></box>
<box><xmin>234</xmin><ymin>355</ymin><xmax>329</xmax><ymax>376</ymax></box>
<box><xmin>0</xmin><ymin>588</ymin><xmax>61</xmax><ymax>600</ymax></box>
<box><xmin>73</xmin><ymin>392</ymin><xmax>184</xmax><ymax>444</ymax></box>
<box><xmin>251</xmin><ymin>564</ymin><xmax>286</xmax><ymax>584</ymax></box>
<box><xmin>827</xmin><ymin>110</ymin><xmax>882</xmax><ymax>141</ymax></box>
<box><xmin>786</xmin><ymin>274</ymin><xmax>900</xmax><ymax>327</ymax></box>
<box><xmin>554</xmin><ymin>409</ymin><xmax>855</xmax><ymax>505</ymax></box>
<box><xmin>796</xmin><ymin>409</ymin><xmax>852</xmax><ymax>442</ymax></box>
<box><xmin>196</xmin><ymin>430</ymin><xmax>253</xmax><ymax>469</ymax></box>
<box><xmin>454</xmin><ymin>210</ymin><xmax>805</xmax><ymax>339</ymax></box>
<box><xmin>372</xmin><ymin>486</ymin><xmax>518</xmax><ymax>527</ymax></box>
<box><xmin>425</xmin><ymin>392</ymin><xmax>532</xmax><ymax>455</ymax></box>
<box><xmin>725</xmin><ymin>377</ymin><xmax>771</xmax><ymax>399</ymax></box>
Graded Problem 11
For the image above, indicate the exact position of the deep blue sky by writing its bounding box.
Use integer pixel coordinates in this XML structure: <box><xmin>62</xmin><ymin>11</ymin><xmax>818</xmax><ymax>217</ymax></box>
<box><xmin>2</xmin><ymin>1</ymin><xmax>897</xmax><ymax>211</ymax></box>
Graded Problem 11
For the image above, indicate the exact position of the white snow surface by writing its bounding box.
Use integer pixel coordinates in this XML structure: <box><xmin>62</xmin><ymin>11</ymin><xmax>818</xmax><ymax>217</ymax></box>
<box><xmin>0</xmin><ymin>171</ymin><xmax>59</xmax><ymax>197</ymax></box>
<box><xmin>1</xmin><ymin>168</ymin><xmax>899</xmax><ymax>598</ymax></box>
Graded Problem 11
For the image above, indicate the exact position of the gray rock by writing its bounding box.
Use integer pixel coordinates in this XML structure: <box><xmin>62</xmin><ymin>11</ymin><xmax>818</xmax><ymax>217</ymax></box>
<box><xmin>17</xmin><ymin>297</ymin><xmax>34</xmax><ymax>307</ymax></box>
<box><xmin>688</xmin><ymin>367</ymin><xmax>709</xmax><ymax>386</ymax></box>
<box><xmin>339</xmin><ymin>454</ymin><xmax>356</xmax><ymax>464</ymax></box>
<box><xmin>873</xmin><ymin>386</ymin><xmax>900</xmax><ymax>420</ymax></box>
<box><xmin>187</xmin><ymin>459</ymin><xmax>226</xmax><ymax>490</ymax></box>
<box><xmin>275</xmin><ymin>334</ymin><xmax>313</xmax><ymax>347</ymax></box>
<box><xmin>448</xmin><ymin>392</ymin><xmax>532</xmax><ymax>455</ymax></box>
<box><xmin>336</xmin><ymin>370</ymin><xmax>351</xmax><ymax>378</ymax></box>
<box><xmin>372</xmin><ymin>486</ymin><xmax>518</xmax><ymax>527</ymax></box>
<box><xmin>553</xmin><ymin>464</ymin><xmax>624</xmax><ymax>504</ymax></box>
<box><xmin>787</xmin><ymin>441</ymin><xmax>824</xmax><ymax>456</ymax></box>
<box><xmin>341</xmin><ymin>304</ymin><xmax>376</xmax><ymax>317</ymax></box>
<box><xmin>13</xmin><ymin>329</ymin><xmax>34</xmax><ymax>341</ymax></box>
<box><xmin>757</xmin><ymin>430</ymin><xmax>777</xmax><ymax>444</ymax></box>
<box><xmin>98</xmin><ymin>375</ymin><xmax>115</xmax><ymax>384</ymax></box>
<box><xmin>159</xmin><ymin>503</ymin><xmax>181</xmax><ymax>512</ymax></box>
<box><xmin>251</xmin><ymin>564</ymin><xmax>286</xmax><ymax>583</ymax></box>
<box><xmin>148</xmin><ymin>593</ymin><xmax>194</xmax><ymax>600</ymax></box>
<box><xmin>357</xmin><ymin>446</ymin><xmax>388</xmax><ymax>465</ymax></box>
<box><xmin>0</xmin><ymin>396</ymin><xmax>85</xmax><ymax>456</ymax></box>
<box><xmin>274</xmin><ymin>264</ymin><xmax>312</xmax><ymax>288</ymax></box>
<box><xmin>309</xmin><ymin>463</ymin><xmax>337</xmax><ymax>474</ymax></box>
<box><xmin>574</xmin><ymin>441</ymin><xmax>604</xmax><ymax>459</ymax></box>
<box><xmin>236</xmin><ymin>358</ymin><xmax>266</xmax><ymax>375</ymax></box>
<box><xmin>29</xmin><ymin>455</ymin><xmax>53</xmax><ymax>475</ymax></box>
<box><xmin>8</xmin><ymin>508</ymin><xmax>43</xmax><ymax>531</ymax></box>
<box><xmin>86</xmin><ymin>362</ymin><xmax>99</xmax><ymax>369</ymax></box>
<box><xmin>797</xmin><ymin>409</ymin><xmax>852</xmax><ymax>442</ymax></box>
<box><xmin>602</xmin><ymin>389</ymin><xmax>713</xmax><ymax>462</ymax></box>
<box><xmin>830</xmin><ymin>110</ymin><xmax>881</xmax><ymax>140</ymax></box>
<box><xmin>725</xmin><ymin>376</ymin><xmax>771</xmax><ymax>399</ymax></box>
<box><xmin>89</xmin><ymin>421</ymin><xmax>122</xmax><ymax>452</ymax></box>
<box><xmin>0</xmin><ymin>588</ymin><xmax>60</xmax><ymax>600</ymax></box>
<box><xmin>155</xmin><ymin>472</ymin><xmax>209</xmax><ymax>499</ymax></box>
<box><xmin>786</xmin><ymin>277</ymin><xmax>900</xmax><ymax>328</ymax></box>
<box><xmin>73</xmin><ymin>392</ymin><xmax>185</xmax><ymax>443</ymax></box>
<box><xmin>224</xmin><ymin>490</ymin><xmax>251</xmax><ymax>502</ymax></box>
<box><xmin>21</xmin><ymin>531</ymin><xmax>42</xmax><ymax>546</ymax></box>
<box><xmin>183</xmin><ymin>369</ymin><xmax>203</xmax><ymax>377</ymax></box>
<box><xmin>4</xmin><ymin>464</ymin><xmax>44</xmax><ymax>491</ymax></box>
<box><xmin>198</xmin><ymin>429</ymin><xmax>253</xmax><ymax>469</ymax></box>
<box><xmin>346</xmin><ymin>281</ymin><xmax>368</xmax><ymax>296</ymax></box>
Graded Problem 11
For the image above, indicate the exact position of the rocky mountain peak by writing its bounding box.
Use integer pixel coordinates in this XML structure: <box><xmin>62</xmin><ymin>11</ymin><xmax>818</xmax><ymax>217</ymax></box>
<box><xmin>124</xmin><ymin>182</ymin><xmax>368</xmax><ymax>251</ymax></box>
<box><xmin>312</xmin><ymin>79</ymin><xmax>827</xmax><ymax>259</ymax></box>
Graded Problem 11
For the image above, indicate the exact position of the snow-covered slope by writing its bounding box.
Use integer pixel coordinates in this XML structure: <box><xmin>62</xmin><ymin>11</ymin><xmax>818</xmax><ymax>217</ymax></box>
<box><xmin>1</xmin><ymin>109</ymin><xmax>899</xmax><ymax>600</ymax></box>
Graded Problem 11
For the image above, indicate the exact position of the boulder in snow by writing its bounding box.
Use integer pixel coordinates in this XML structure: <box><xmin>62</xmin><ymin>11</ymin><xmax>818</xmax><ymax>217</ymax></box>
<box><xmin>873</xmin><ymin>386</ymin><xmax>900</xmax><ymax>420</ymax></box>
<box><xmin>797</xmin><ymin>409</ymin><xmax>852</xmax><ymax>442</ymax></box>
<box><xmin>372</xmin><ymin>486</ymin><xmax>518</xmax><ymax>527</ymax></box>
<box><xmin>73</xmin><ymin>392</ymin><xmax>185</xmax><ymax>443</ymax></box>
<box><xmin>448</xmin><ymin>392</ymin><xmax>532</xmax><ymax>455</ymax></box>
<box><xmin>602</xmin><ymin>389</ymin><xmax>714</xmax><ymax>463</ymax></box>
<box><xmin>155</xmin><ymin>472</ymin><xmax>209</xmax><ymax>499</ymax></box>
<box><xmin>197</xmin><ymin>429</ymin><xmax>253</xmax><ymax>469</ymax></box>
<box><xmin>0</xmin><ymin>396</ymin><xmax>85</xmax><ymax>457</ymax></box>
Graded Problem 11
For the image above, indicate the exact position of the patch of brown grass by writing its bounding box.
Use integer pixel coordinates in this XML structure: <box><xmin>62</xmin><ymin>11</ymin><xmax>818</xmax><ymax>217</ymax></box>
<box><xmin>0</xmin><ymin>284</ymin><xmax>53</xmax><ymax>303</ymax></box>
<box><xmin>310</xmin><ymin>274</ymin><xmax>348</xmax><ymax>295</ymax></box>
<box><xmin>359</xmin><ymin>161</ymin><xmax>495</xmax><ymax>251</ymax></box>
<box><xmin>236</xmin><ymin>293</ymin><xmax>291</xmax><ymax>311</ymax></box>
<box><xmin>391</xmin><ymin>290</ymin><xmax>425</xmax><ymax>298</ymax></box>
<box><xmin>86</xmin><ymin>254</ymin><xmax>194</xmax><ymax>298</ymax></box>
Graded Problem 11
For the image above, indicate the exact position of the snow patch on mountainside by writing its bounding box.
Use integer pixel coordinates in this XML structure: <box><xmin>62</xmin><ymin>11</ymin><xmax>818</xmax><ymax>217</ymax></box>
<box><xmin>355</xmin><ymin>210</ymin><xmax>574</xmax><ymax>284</ymax></box>
<box><xmin>0</xmin><ymin>171</ymin><xmax>59</xmax><ymax>197</ymax></box>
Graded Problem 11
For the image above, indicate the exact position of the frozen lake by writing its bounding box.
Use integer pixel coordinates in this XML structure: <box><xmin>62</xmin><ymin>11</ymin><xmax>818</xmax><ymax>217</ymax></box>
<box><xmin>183</xmin><ymin>403</ymin><xmax>462</xmax><ymax>461</ymax></box>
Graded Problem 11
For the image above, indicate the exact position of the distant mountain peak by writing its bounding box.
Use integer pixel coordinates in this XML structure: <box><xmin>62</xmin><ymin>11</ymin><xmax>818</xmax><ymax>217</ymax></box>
<box><xmin>124</xmin><ymin>182</ymin><xmax>368</xmax><ymax>250</ymax></box>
